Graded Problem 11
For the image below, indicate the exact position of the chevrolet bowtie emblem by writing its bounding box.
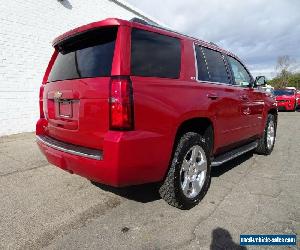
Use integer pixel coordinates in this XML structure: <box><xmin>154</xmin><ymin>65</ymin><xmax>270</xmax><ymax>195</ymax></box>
<box><xmin>54</xmin><ymin>91</ymin><xmax>63</xmax><ymax>100</ymax></box>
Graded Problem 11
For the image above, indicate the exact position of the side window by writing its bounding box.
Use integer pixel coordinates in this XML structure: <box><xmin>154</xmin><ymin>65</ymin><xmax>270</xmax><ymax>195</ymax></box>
<box><xmin>201</xmin><ymin>47</ymin><xmax>230</xmax><ymax>84</ymax></box>
<box><xmin>131</xmin><ymin>28</ymin><xmax>181</xmax><ymax>78</ymax></box>
<box><xmin>227</xmin><ymin>56</ymin><xmax>252</xmax><ymax>86</ymax></box>
<box><xmin>195</xmin><ymin>46</ymin><xmax>210</xmax><ymax>81</ymax></box>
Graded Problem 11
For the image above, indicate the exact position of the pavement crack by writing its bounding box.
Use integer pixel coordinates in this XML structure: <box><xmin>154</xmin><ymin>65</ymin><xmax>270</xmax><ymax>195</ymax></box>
<box><xmin>0</xmin><ymin>164</ymin><xmax>49</xmax><ymax>177</ymax></box>
<box><xmin>20</xmin><ymin>197</ymin><xmax>122</xmax><ymax>250</ymax></box>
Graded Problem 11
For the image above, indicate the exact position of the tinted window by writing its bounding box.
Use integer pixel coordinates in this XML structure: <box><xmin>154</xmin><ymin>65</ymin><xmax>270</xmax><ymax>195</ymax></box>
<box><xmin>227</xmin><ymin>56</ymin><xmax>252</xmax><ymax>86</ymax></box>
<box><xmin>48</xmin><ymin>27</ymin><xmax>117</xmax><ymax>82</ymax></box>
<box><xmin>201</xmin><ymin>47</ymin><xmax>230</xmax><ymax>83</ymax></box>
<box><xmin>195</xmin><ymin>46</ymin><xmax>210</xmax><ymax>81</ymax></box>
<box><xmin>274</xmin><ymin>89</ymin><xmax>295</xmax><ymax>96</ymax></box>
<box><xmin>131</xmin><ymin>29</ymin><xmax>181</xmax><ymax>78</ymax></box>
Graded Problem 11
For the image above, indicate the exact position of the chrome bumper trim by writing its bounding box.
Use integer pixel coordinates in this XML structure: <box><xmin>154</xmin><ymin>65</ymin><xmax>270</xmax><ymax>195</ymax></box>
<box><xmin>36</xmin><ymin>135</ymin><xmax>103</xmax><ymax>160</ymax></box>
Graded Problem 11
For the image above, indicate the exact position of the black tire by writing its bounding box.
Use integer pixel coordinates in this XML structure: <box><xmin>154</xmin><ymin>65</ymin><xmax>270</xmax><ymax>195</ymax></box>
<box><xmin>159</xmin><ymin>132</ymin><xmax>211</xmax><ymax>209</ymax></box>
<box><xmin>255</xmin><ymin>114</ymin><xmax>276</xmax><ymax>155</ymax></box>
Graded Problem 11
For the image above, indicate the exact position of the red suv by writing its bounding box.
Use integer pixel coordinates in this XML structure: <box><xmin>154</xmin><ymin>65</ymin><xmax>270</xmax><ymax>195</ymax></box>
<box><xmin>36</xmin><ymin>18</ymin><xmax>277</xmax><ymax>209</ymax></box>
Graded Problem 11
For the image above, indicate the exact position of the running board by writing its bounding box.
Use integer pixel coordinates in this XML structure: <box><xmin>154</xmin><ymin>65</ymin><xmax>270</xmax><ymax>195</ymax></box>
<box><xmin>211</xmin><ymin>141</ymin><xmax>258</xmax><ymax>167</ymax></box>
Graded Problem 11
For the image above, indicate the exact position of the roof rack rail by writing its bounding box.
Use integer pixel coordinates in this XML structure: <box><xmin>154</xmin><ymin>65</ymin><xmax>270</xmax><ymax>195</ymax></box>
<box><xmin>209</xmin><ymin>42</ymin><xmax>219</xmax><ymax>47</ymax></box>
<box><xmin>129</xmin><ymin>17</ymin><xmax>201</xmax><ymax>42</ymax></box>
<box><xmin>130</xmin><ymin>17</ymin><xmax>159</xmax><ymax>27</ymax></box>
<box><xmin>130</xmin><ymin>17</ymin><xmax>150</xmax><ymax>25</ymax></box>
<box><xmin>130</xmin><ymin>18</ymin><xmax>231</xmax><ymax>55</ymax></box>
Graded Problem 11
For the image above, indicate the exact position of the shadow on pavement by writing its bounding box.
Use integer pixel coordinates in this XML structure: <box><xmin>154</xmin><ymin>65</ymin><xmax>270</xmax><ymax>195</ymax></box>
<box><xmin>210</xmin><ymin>227</ymin><xmax>247</xmax><ymax>250</ymax></box>
<box><xmin>92</xmin><ymin>151</ymin><xmax>254</xmax><ymax>203</ymax></box>
<box><xmin>211</xmin><ymin>151</ymin><xmax>254</xmax><ymax>178</ymax></box>
<box><xmin>91</xmin><ymin>181</ymin><xmax>161</xmax><ymax>203</ymax></box>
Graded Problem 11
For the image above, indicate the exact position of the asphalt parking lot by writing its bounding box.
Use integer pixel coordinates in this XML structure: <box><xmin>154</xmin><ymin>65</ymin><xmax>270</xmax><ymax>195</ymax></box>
<box><xmin>0</xmin><ymin>112</ymin><xmax>299</xmax><ymax>249</ymax></box>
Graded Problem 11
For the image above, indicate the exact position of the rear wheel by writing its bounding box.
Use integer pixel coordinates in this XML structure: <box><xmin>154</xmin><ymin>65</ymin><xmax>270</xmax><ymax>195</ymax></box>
<box><xmin>159</xmin><ymin>132</ymin><xmax>211</xmax><ymax>209</ymax></box>
<box><xmin>255</xmin><ymin>114</ymin><xmax>276</xmax><ymax>155</ymax></box>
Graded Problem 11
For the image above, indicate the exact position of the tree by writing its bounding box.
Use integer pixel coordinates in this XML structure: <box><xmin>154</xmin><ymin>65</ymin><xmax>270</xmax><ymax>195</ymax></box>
<box><xmin>275</xmin><ymin>55</ymin><xmax>293</xmax><ymax>87</ymax></box>
<box><xmin>268</xmin><ymin>72</ymin><xmax>300</xmax><ymax>89</ymax></box>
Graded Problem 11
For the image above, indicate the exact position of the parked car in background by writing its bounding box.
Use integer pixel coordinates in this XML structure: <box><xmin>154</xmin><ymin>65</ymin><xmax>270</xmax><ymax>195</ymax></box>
<box><xmin>274</xmin><ymin>89</ymin><xmax>297</xmax><ymax>111</ymax></box>
<box><xmin>36</xmin><ymin>18</ymin><xmax>278</xmax><ymax>209</ymax></box>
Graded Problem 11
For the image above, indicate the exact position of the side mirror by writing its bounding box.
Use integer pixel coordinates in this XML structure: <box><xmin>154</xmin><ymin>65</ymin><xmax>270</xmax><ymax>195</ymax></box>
<box><xmin>255</xmin><ymin>76</ymin><xmax>266</xmax><ymax>86</ymax></box>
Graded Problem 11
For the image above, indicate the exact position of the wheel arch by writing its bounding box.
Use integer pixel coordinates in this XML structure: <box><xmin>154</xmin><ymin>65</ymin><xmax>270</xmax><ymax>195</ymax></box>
<box><xmin>174</xmin><ymin>117</ymin><xmax>214</xmax><ymax>156</ymax></box>
<box><xmin>159</xmin><ymin>117</ymin><xmax>214</xmax><ymax>207</ymax></box>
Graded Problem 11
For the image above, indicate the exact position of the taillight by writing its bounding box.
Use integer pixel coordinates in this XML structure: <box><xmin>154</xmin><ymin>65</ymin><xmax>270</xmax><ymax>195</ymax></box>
<box><xmin>39</xmin><ymin>85</ymin><xmax>45</xmax><ymax>118</ymax></box>
<box><xmin>109</xmin><ymin>76</ymin><xmax>134</xmax><ymax>130</ymax></box>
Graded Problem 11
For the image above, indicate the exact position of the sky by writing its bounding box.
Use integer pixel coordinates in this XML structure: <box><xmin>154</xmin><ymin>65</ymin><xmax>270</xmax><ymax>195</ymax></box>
<box><xmin>126</xmin><ymin>0</ymin><xmax>300</xmax><ymax>79</ymax></box>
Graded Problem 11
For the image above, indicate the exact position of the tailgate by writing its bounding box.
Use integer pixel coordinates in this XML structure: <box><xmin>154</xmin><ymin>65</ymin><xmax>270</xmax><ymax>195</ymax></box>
<box><xmin>43</xmin><ymin>78</ymin><xmax>110</xmax><ymax>149</ymax></box>
<box><xmin>42</xmin><ymin>27</ymin><xmax>118</xmax><ymax>149</ymax></box>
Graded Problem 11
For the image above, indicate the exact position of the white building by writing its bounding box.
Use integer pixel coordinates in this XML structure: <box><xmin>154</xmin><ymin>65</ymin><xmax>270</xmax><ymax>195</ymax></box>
<box><xmin>0</xmin><ymin>0</ymin><xmax>159</xmax><ymax>136</ymax></box>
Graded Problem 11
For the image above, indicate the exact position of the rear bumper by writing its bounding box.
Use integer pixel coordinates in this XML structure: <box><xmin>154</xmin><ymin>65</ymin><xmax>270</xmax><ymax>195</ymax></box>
<box><xmin>36</xmin><ymin>135</ymin><xmax>103</xmax><ymax>160</ymax></box>
<box><xmin>36</xmin><ymin>129</ymin><xmax>171</xmax><ymax>187</ymax></box>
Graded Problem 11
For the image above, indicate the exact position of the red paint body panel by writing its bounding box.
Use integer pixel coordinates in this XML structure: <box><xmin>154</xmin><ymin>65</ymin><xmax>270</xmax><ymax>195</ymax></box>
<box><xmin>37</xmin><ymin>127</ymin><xmax>169</xmax><ymax>186</ymax></box>
<box><xmin>36</xmin><ymin>18</ymin><xmax>277</xmax><ymax>187</ymax></box>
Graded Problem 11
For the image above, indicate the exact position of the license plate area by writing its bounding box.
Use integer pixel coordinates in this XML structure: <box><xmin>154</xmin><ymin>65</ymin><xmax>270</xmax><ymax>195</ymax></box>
<box><xmin>58</xmin><ymin>100</ymin><xmax>73</xmax><ymax>118</ymax></box>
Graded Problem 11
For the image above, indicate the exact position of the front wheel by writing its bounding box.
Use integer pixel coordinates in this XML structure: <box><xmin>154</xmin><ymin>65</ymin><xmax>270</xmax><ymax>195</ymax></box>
<box><xmin>159</xmin><ymin>132</ymin><xmax>211</xmax><ymax>209</ymax></box>
<box><xmin>255</xmin><ymin>114</ymin><xmax>277</xmax><ymax>155</ymax></box>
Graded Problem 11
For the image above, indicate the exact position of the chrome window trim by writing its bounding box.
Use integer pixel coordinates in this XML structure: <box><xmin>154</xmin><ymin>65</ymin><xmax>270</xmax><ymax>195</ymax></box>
<box><xmin>36</xmin><ymin>135</ymin><xmax>103</xmax><ymax>160</ymax></box>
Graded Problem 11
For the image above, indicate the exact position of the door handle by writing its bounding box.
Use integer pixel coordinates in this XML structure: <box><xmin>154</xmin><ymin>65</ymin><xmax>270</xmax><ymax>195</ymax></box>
<box><xmin>207</xmin><ymin>93</ymin><xmax>219</xmax><ymax>100</ymax></box>
<box><xmin>240</xmin><ymin>95</ymin><xmax>249</xmax><ymax>101</ymax></box>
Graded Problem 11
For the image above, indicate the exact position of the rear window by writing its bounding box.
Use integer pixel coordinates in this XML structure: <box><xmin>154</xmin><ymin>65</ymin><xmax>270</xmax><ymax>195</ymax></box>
<box><xmin>131</xmin><ymin>28</ymin><xmax>181</xmax><ymax>78</ymax></box>
<box><xmin>47</xmin><ymin>27</ymin><xmax>118</xmax><ymax>82</ymax></box>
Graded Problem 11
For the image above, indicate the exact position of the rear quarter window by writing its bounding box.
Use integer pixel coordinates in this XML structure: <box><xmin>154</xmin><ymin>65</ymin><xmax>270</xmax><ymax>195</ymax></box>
<box><xmin>195</xmin><ymin>46</ymin><xmax>210</xmax><ymax>82</ymax></box>
<box><xmin>48</xmin><ymin>27</ymin><xmax>118</xmax><ymax>82</ymax></box>
<box><xmin>131</xmin><ymin>28</ymin><xmax>181</xmax><ymax>78</ymax></box>
<box><xmin>201</xmin><ymin>47</ymin><xmax>230</xmax><ymax>84</ymax></box>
